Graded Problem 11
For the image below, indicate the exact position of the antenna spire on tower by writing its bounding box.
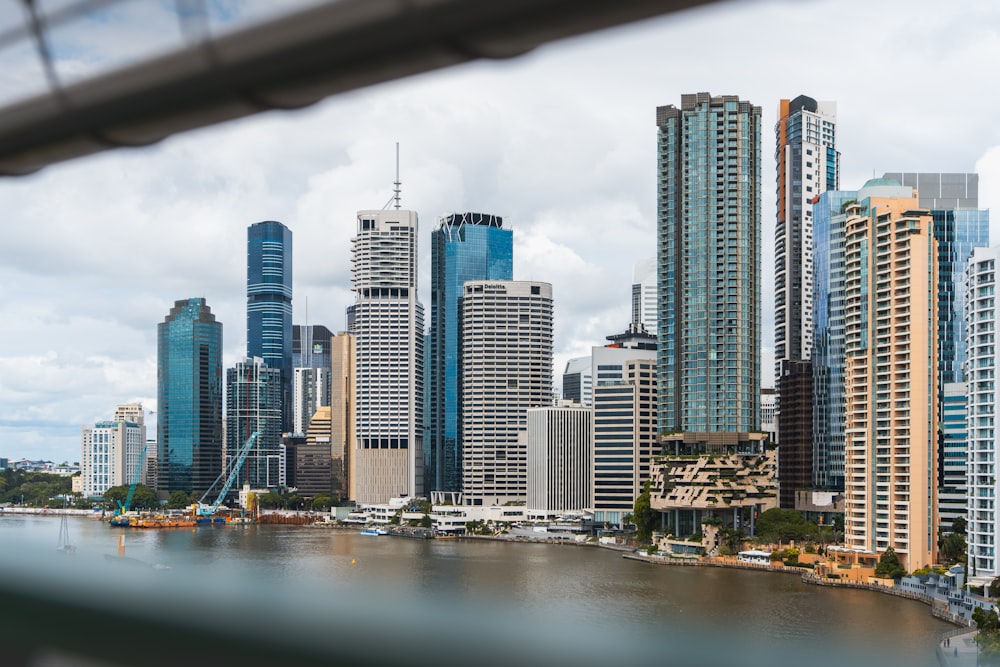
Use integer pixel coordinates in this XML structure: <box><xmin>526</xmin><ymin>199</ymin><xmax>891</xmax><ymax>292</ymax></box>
<box><xmin>393</xmin><ymin>142</ymin><xmax>401</xmax><ymax>209</ymax></box>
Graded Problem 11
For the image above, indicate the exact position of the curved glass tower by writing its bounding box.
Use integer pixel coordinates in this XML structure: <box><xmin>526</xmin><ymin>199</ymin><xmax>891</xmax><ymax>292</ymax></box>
<box><xmin>157</xmin><ymin>297</ymin><xmax>223</xmax><ymax>494</ymax></box>
<box><xmin>247</xmin><ymin>220</ymin><xmax>293</xmax><ymax>433</ymax></box>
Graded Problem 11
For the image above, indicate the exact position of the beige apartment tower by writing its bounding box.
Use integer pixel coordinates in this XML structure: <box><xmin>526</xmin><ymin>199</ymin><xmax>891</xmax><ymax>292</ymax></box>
<box><xmin>843</xmin><ymin>179</ymin><xmax>938</xmax><ymax>571</ymax></box>
<box><xmin>330</xmin><ymin>332</ymin><xmax>355</xmax><ymax>501</ymax></box>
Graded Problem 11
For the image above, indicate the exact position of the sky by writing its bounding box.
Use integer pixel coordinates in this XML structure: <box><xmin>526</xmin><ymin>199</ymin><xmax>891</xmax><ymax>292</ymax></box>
<box><xmin>1</xmin><ymin>0</ymin><xmax>999</xmax><ymax>464</ymax></box>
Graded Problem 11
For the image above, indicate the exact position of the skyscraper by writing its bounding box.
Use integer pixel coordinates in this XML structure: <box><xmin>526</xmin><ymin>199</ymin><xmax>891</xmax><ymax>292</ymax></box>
<box><xmin>330</xmin><ymin>332</ymin><xmax>355</xmax><ymax>502</ymax></box>
<box><xmin>157</xmin><ymin>298</ymin><xmax>223</xmax><ymax>495</ymax></box>
<box><xmin>427</xmin><ymin>212</ymin><xmax>513</xmax><ymax>493</ymax></box>
<box><xmin>460</xmin><ymin>281</ymin><xmax>553</xmax><ymax>506</ymax></box>
<box><xmin>247</xmin><ymin>221</ymin><xmax>293</xmax><ymax>433</ymax></box>
<box><xmin>80</xmin><ymin>413</ymin><xmax>144</xmax><ymax>497</ymax></box>
<box><xmin>964</xmin><ymin>246</ymin><xmax>1000</xmax><ymax>582</ymax></box>
<box><xmin>774</xmin><ymin>95</ymin><xmax>839</xmax><ymax>507</ymax></box>
<box><xmin>652</xmin><ymin>93</ymin><xmax>771</xmax><ymax>536</ymax></box>
<box><xmin>292</xmin><ymin>324</ymin><xmax>334</xmax><ymax>435</ymax></box>
<box><xmin>656</xmin><ymin>92</ymin><xmax>761</xmax><ymax>434</ymax></box>
<box><xmin>226</xmin><ymin>357</ymin><xmax>283</xmax><ymax>491</ymax></box>
<box><xmin>561</xmin><ymin>356</ymin><xmax>593</xmax><ymax>406</ymax></box>
<box><xmin>526</xmin><ymin>404</ymin><xmax>592</xmax><ymax>512</ymax></box>
<box><xmin>812</xmin><ymin>189</ymin><xmax>857</xmax><ymax>491</ymax></box>
<box><xmin>351</xmin><ymin>209</ymin><xmax>424</xmax><ymax>504</ymax></box>
<box><xmin>843</xmin><ymin>179</ymin><xmax>938</xmax><ymax>571</ymax></box>
<box><xmin>590</xmin><ymin>324</ymin><xmax>657</xmax><ymax>528</ymax></box>
<box><xmin>882</xmin><ymin>172</ymin><xmax>990</xmax><ymax>387</ymax></box>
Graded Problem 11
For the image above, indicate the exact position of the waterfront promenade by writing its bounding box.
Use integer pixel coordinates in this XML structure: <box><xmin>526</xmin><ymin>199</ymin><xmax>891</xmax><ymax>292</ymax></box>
<box><xmin>938</xmin><ymin>629</ymin><xmax>977</xmax><ymax>667</ymax></box>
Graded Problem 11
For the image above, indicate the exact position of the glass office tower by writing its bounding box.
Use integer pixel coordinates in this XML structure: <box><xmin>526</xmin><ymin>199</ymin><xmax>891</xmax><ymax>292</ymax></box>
<box><xmin>157</xmin><ymin>297</ymin><xmax>223</xmax><ymax>495</ymax></box>
<box><xmin>247</xmin><ymin>220</ymin><xmax>293</xmax><ymax>433</ymax></box>
<box><xmin>427</xmin><ymin>212</ymin><xmax>512</xmax><ymax>492</ymax></box>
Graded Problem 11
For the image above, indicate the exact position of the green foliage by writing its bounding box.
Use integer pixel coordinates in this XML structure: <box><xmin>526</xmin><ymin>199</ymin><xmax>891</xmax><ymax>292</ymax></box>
<box><xmin>103</xmin><ymin>484</ymin><xmax>158</xmax><ymax>510</ymax></box>
<box><xmin>419</xmin><ymin>514</ymin><xmax>433</xmax><ymax>529</ymax></box>
<box><xmin>406</xmin><ymin>498</ymin><xmax>432</xmax><ymax>514</ymax></box>
<box><xmin>1</xmin><ymin>470</ymin><xmax>72</xmax><ymax>506</ymax></box>
<box><xmin>311</xmin><ymin>495</ymin><xmax>332</xmax><ymax>510</ymax></box>
<box><xmin>939</xmin><ymin>531</ymin><xmax>967</xmax><ymax>566</ymax></box>
<box><xmin>874</xmin><ymin>546</ymin><xmax>906</xmax><ymax>579</ymax></box>
<box><xmin>990</xmin><ymin>577</ymin><xmax>1000</xmax><ymax>599</ymax></box>
<box><xmin>166</xmin><ymin>490</ymin><xmax>190</xmax><ymax>509</ymax></box>
<box><xmin>754</xmin><ymin>508</ymin><xmax>814</xmax><ymax>543</ymax></box>
<box><xmin>974</xmin><ymin>607</ymin><xmax>1000</xmax><ymax>661</ymax></box>
<box><xmin>953</xmin><ymin>516</ymin><xmax>968</xmax><ymax>536</ymax></box>
<box><xmin>633</xmin><ymin>482</ymin><xmax>657</xmax><ymax>543</ymax></box>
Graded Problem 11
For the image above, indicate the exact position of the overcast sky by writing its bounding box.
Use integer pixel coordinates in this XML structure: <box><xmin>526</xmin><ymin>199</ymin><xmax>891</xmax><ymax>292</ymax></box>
<box><xmin>1</xmin><ymin>0</ymin><xmax>998</xmax><ymax>464</ymax></box>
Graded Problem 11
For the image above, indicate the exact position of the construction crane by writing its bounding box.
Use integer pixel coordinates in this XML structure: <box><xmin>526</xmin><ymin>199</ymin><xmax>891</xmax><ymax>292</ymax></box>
<box><xmin>115</xmin><ymin>444</ymin><xmax>148</xmax><ymax>516</ymax></box>
<box><xmin>196</xmin><ymin>432</ymin><xmax>259</xmax><ymax>516</ymax></box>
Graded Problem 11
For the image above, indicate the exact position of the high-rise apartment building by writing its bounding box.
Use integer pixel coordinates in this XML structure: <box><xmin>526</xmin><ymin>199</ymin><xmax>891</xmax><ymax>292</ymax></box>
<box><xmin>351</xmin><ymin>210</ymin><xmax>424</xmax><ymax>505</ymax></box>
<box><xmin>965</xmin><ymin>246</ymin><xmax>1000</xmax><ymax>582</ymax></box>
<box><xmin>80</xmin><ymin>412</ymin><xmax>145</xmax><ymax>497</ymax></box>
<box><xmin>292</xmin><ymin>324</ymin><xmax>334</xmax><ymax>370</ymax></box>
<box><xmin>526</xmin><ymin>404</ymin><xmax>592</xmax><ymax>512</ymax></box>
<box><xmin>460</xmin><ymin>281</ymin><xmax>553</xmax><ymax>506</ymax></box>
<box><xmin>631</xmin><ymin>258</ymin><xmax>657</xmax><ymax>336</ymax></box>
<box><xmin>883</xmin><ymin>173</ymin><xmax>989</xmax><ymax>387</ymax></box>
<box><xmin>427</xmin><ymin>212</ymin><xmax>513</xmax><ymax>493</ymax></box>
<box><xmin>157</xmin><ymin>298</ymin><xmax>223</xmax><ymax>495</ymax></box>
<box><xmin>226</xmin><ymin>357</ymin><xmax>283</xmax><ymax>491</ymax></box>
<box><xmin>652</xmin><ymin>92</ymin><xmax>771</xmax><ymax>535</ymax></box>
<box><xmin>656</xmin><ymin>92</ymin><xmax>761</xmax><ymax>434</ymax></box>
<box><xmin>774</xmin><ymin>95</ymin><xmax>839</xmax><ymax>507</ymax></box>
<box><xmin>812</xmin><ymin>190</ymin><xmax>857</xmax><ymax>492</ymax></box>
<box><xmin>590</xmin><ymin>324</ymin><xmax>657</xmax><ymax>527</ymax></box>
<box><xmin>247</xmin><ymin>221</ymin><xmax>293</xmax><ymax>433</ymax></box>
<box><xmin>330</xmin><ymin>332</ymin><xmax>355</xmax><ymax>501</ymax></box>
<box><xmin>843</xmin><ymin>179</ymin><xmax>938</xmax><ymax>571</ymax></box>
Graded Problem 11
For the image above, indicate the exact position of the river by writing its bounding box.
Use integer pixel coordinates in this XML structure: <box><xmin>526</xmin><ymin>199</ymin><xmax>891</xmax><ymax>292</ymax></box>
<box><xmin>0</xmin><ymin>513</ymin><xmax>955</xmax><ymax>667</ymax></box>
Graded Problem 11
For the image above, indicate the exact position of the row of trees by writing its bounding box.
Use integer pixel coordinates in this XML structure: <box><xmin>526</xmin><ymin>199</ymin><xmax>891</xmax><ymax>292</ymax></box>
<box><xmin>1</xmin><ymin>469</ymin><xmax>72</xmax><ymax>506</ymax></box>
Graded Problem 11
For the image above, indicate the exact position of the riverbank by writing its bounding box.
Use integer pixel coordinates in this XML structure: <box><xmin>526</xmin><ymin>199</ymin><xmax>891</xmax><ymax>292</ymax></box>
<box><xmin>0</xmin><ymin>506</ymin><xmax>104</xmax><ymax>517</ymax></box>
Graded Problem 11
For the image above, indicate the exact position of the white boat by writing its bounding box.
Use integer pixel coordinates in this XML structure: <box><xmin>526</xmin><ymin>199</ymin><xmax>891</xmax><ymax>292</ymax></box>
<box><xmin>360</xmin><ymin>527</ymin><xmax>387</xmax><ymax>536</ymax></box>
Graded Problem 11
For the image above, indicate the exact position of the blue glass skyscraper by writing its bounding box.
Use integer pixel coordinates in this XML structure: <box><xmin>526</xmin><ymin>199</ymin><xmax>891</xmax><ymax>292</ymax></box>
<box><xmin>247</xmin><ymin>221</ymin><xmax>293</xmax><ymax>433</ymax></box>
<box><xmin>427</xmin><ymin>212</ymin><xmax>512</xmax><ymax>492</ymax></box>
<box><xmin>157</xmin><ymin>297</ymin><xmax>223</xmax><ymax>494</ymax></box>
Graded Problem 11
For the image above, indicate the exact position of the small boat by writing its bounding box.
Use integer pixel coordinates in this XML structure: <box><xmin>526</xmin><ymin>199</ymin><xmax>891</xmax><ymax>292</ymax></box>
<box><xmin>360</xmin><ymin>527</ymin><xmax>388</xmax><ymax>536</ymax></box>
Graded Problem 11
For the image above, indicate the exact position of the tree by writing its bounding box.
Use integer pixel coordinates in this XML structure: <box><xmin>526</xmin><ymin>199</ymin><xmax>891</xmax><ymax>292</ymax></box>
<box><xmin>311</xmin><ymin>495</ymin><xmax>332</xmax><ymax>511</ymax></box>
<box><xmin>103</xmin><ymin>484</ymin><xmax>157</xmax><ymax>510</ymax></box>
<box><xmin>633</xmin><ymin>483</ymin><xmax>657</xmax><ymax>543</ymax></box>
<box><xmin>939</xmin><ymin>531</ymin><xmax>967</xmax><ymax>565</ymax></box>
<box><xmin>419</xmin><ymin>514</ymin><xmax>433</xmax><ymax>528</ymax></box>
<box><xmin>952</xmin><ymin>516</ymin><xmax>968</xmax><ymax>536</ymax></box>
<box><xmin>874</xmin><ymin>546</ymin><xmax>906</xmax><ymax>579</ymax></box>
<box><xmin>166</xmin><ymin>490</ymin><xmax>191</xmax><ymax>509</ymax></box>
<box><xmin>754</xmin><ymin>508</ymin><xmax>813</xmax><ymax>544</ymax></box>
<box><xmin>989</xmin><ymin>577</ymin><xmax>1000</xmax><ymax>599</ymax></box>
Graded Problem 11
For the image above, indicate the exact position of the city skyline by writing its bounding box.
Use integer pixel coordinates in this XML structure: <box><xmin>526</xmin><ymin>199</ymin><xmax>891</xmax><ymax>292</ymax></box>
<box><xmin>3</xmin><ymin>0</ymin><xmax>1000</xmax><ymax>463</ymax></box>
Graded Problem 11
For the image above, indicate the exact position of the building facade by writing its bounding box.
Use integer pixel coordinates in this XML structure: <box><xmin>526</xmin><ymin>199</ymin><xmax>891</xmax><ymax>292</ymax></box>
<box><xmin>812</xmin><ymin>190</ymin><xmax>857</xmax><ymax>491</ymax></box>
<box><xmin>526</xmin><ymin>404</ymin><xmax>592</xmax><ymax>512</ymax></box>
<box><xmin>330</xmin><ymin>332</ymin><xmax>355</xmax><ymax>502</ymax></box>
<box><xmin>843</xmin><ymin>179</ymin><xmax>938</xmax><ymax>571</ymax></box>
<box><xmin>226</xmin><ymin>357</ymin><xmax>283</xmax><ymax>491</ymax></box>
<box><xmin>774</xmin><ymin>95</ymin><xmax>839</xmax><ymax>506</ymax></box>
<box><xmin>964</xmin><ymin>246</ymin><xmax>1000</xmax><ymax>581</ymax></box>
<box><xmin>656</xmin><ymin>92</ymin><xmax>761</xmax><ymax>434</ymax></box>
<box><xmin>427</xmin><ymin>212</ymin><xmax>513</xmax><ymax>493</ymax></box>
<box><xmin>460</xmin><ymin>281</ymin><xmax>553</xmax><ymax>506</ymax></box>
<box><xmin>292</xmin><ymin>366</ymin><xmax>329</xmax><ymax>435</ymax></box>
<box><xmin>631</xmin><ymin>258</ymin><xmax>657</xmax><ymax>336</ymax></box>
<box><xmin>351</xmin><ymin>210</ymin><xmax>424</xmax><ymax>504</ymax></box>
<box><xmin>940</xmin><ymin>382</ymin><xmax>968</xmax><ymax>532</ymax></box>
<box><xmin>80</xmin><ymin>417</ymin><xmax>145</xmax><ymax>497</ymax></box>
<box><xmin>247</xmin><ymin>221</ymin><xmax>293</xmax><ymax>433</ymax></box>
<box><xmin>157</xmin><ymin>298</ymin><xmax>223</xmax><ymax>495</ymax></box>
<box><xmin>590</xmin><ymin>325</ymin><xmax>658</xmax><ymax>527</ymax></box>
<box><xmin>562</xmin><ymin>356</ymin><xmax>593</xmax><ymax>407</ymax></box>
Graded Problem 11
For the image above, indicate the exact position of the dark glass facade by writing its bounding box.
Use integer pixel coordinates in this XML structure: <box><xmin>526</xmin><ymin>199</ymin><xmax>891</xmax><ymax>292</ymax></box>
<box><xmin>157</xmin><ymin>298</ymin><xmax>223</xmax><ymax>495</ymax></box>
<box><xmin>247</xmin><ymin>221</ymin><xmax>293</xmax><ymax>433</ymax></box>
<box><xmin>427</xmin><ymin>212</ymin><xmax>512</xmax><ymax>492</ymax></box>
